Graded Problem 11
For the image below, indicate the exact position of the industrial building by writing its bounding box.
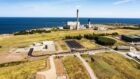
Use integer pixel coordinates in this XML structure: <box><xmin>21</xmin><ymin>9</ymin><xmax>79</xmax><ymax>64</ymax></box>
<box><xmin>121</xmin><ymin>35</ymin><xmax>140</xmax><ymax>42</ymax></box>
<box><xmin>64</xmin><ymin>21</ymin><xmax>80</xmax><ymax>30</ymax></box>
<box><xmin>64</xmin><ymin>9</ymin><xmax>80</xmax><ymax>30</ymax></box>
<box><xmin>85</xmin><ymin>19</ymin><xmax>92</xmax><ymax>29</ymax></box>
<box><xmin>88</xmin><ymin>19</ymin><xmax>91</xmax><ymax>28</ymax></box>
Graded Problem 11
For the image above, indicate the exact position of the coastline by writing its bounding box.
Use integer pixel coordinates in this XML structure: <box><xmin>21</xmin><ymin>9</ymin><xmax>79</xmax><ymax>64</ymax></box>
<box><xmin>0</xmin><ymin>17</ymin><xmax>140</xmax><ymax>34</ymax></box>
<box><xmin>0</xmin><ymin>23</ymin><xmax>139</xmax><ymax>35</ymax></box>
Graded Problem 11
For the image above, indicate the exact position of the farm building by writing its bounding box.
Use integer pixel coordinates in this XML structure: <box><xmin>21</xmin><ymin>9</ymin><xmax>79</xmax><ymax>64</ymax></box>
<box><xmin>63</xmin><ymin>9</ymin><xmax>80</xmax><ymax>30</ymax></box>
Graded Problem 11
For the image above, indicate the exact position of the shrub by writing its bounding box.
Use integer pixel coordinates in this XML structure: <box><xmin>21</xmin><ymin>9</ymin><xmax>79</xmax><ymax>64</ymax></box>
<box><xmin>84</xmin><ymin>34</ymin><xmax>97</xmax><ymax>40</ymax></box>
<box><xmin>65</xmin><ymin>32</ymin><xmax>119</xmax><ymax>41</ymax></box>
<box><xmin>0</xmin><ymin>46</ymin><xmax>2</xmax><ymax>48</ymax></box>
<box><xmin>96</xmin><ymin>36</ymin><xmax>116</xmax><ymax>46</ymax></box>
<box><xmin>112</xmin><ymin>32</ymin><xmax>119</xmax><ymax>36</ymax></box>
<box><xmin>65</xmin><ymin>35</ymin><xmax>82</xmax><ymax>40</ymax></box>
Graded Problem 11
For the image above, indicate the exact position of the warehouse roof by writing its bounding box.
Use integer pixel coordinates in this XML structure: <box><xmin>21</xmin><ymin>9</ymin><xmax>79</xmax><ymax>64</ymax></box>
<box><xmin>123</xmin><ymin>35</ymin><xmax>140</xmax><ymax>39</ymax></box>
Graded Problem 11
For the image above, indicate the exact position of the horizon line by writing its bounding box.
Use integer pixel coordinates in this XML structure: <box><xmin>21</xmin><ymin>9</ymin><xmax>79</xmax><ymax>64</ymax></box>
<box><xmin>0</xmin><ymin>16</ymin><xmax>140</xmax><ymax>19</ymax></box>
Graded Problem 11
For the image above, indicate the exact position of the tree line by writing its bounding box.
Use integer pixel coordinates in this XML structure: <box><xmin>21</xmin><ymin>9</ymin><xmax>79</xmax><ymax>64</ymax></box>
<box><xmin>65</xmin><ymin>32</ymin><xmax>118</xmax><ymax>46</ymax></box>
<box><xmin>14</xmin><ymin>29</ymin><xmax>51</xmax><ymax>35</ymax></box>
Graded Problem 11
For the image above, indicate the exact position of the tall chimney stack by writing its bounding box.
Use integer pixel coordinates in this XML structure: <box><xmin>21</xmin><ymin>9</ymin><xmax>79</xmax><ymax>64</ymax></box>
<box><xmin>76</xmin><ymin>9</ymin><xmax>79</xmax><ymax>30</ymax></box>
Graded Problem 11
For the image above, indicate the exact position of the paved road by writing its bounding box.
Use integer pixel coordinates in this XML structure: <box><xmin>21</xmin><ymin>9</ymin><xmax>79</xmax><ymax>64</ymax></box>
<box><xmin>98</xmin><ymin>44</ymin><xmax>140</xmax><ymax>64</ymax></box>
<box><xmin>36</xmin><ymin>56</ymin><xmax>57</xmax><ymax>79</ymax></box>
<box><xmin>32</xmin><ymin>47</ymin><xmax>140</xmax><ymax>79</ymax></box>
<box><xmin>76</xmin><ymin>54</ymin><xmax>97</xmax><ymax>79</ymax></box>
<box><xmin>109</xmin><ymin>49</ymin><xmax>140</xmax><ymax>64</ymax></box>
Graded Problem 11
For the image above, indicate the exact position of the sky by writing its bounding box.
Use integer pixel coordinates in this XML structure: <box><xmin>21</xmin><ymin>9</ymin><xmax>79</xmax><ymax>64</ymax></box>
<box><xmin>0</xmin><ymin>0</ymin><xmax>140</xmax><ymax>18</ymax></box>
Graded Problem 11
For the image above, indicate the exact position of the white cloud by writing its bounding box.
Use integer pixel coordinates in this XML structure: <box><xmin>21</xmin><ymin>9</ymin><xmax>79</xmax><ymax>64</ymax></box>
<box><xmin>113</xmin><ymin>0</ymin><xmax>136</xmax><ymax>5</ymax></box>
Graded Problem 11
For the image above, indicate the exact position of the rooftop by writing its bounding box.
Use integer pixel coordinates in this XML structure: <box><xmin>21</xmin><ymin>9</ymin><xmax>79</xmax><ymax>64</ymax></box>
<box><xmin>123</xmin><ymin>35</ymin><xmax>140</xmax><ymax>39</ymax></box>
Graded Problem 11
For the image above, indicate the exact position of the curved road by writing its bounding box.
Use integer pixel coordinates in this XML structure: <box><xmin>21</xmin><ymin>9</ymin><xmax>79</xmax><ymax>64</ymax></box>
<box><xmin>36</xmin><ymin>56</ymin><xmax>57</xmax><ymax>79</ymax></box>
<box><xmin>76</xmin><ymin>54</ymin><xmax>97</xmax><ymax>79</ymax></box>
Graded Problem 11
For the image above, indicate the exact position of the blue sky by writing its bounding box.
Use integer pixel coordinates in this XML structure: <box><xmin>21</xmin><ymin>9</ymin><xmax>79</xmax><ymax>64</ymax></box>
<box><xmin>0</xmin><ymin>0</ymin><xmax>140</xmax><ymax>18</ymax></box>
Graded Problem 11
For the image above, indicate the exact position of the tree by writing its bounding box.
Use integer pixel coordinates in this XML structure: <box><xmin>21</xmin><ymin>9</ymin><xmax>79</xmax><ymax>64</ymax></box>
<box><xmin>96</xmin><ymin>36</ymin><xmax>116</xmax><ymax>46</ymax></box>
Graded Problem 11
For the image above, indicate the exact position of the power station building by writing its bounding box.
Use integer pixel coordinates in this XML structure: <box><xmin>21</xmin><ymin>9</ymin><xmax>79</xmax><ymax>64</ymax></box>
<box><xmin>65</xmin><ymin>21</ymin><xmax>80</xmax><ymax>30</ymax></box>
<box><xmin>64</xmin><ymin>9</ymin><xmax>80</xmax><ymax>30</ymax></box>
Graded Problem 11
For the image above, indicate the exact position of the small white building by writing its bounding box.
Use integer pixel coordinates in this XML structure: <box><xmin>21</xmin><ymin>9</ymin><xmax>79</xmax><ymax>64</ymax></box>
<box><xmin>137</xmin><ymin>55</ymin><xmax>140</xmax><ymax>60</ymax></box>
<box><xmin>58</xmin><ymin>27</ymin><xmax>64</xmax><ymax>30</ymax></box>
<box><xmin>93</xmin><ymin>26</ymin><xmax>109</xmax><ymax>31</ymax></box>
<box><xmin>97</xmin><ymin>27</ymin><xmax>108</xmax><ymax>31</ymax></box>
<box><xmin>127</xmin><ymin>53</ymin><xmax>137</xmax><ymax>57</ymax></box>
<box><xmin>115</xmin><ymin>46</ymin><xmax>130</xmax><ymax>50</ymax></box>
<box><xmin>126</xmin><ymin>47</ymin><xmax>140</xmax><ymax>60</ymax></box>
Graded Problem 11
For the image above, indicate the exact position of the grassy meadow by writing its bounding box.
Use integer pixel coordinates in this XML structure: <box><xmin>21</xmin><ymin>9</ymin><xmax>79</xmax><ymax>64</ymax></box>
<box><xmin>55</xmin><ymin>40</ymin><xmax>69</xmax><ymax>51</ymax></box>
<box><xmin>0</xmin><ymin>29</ymin><xmax>140</xmax><ymax>53</ymax></box>
<box><xmin>84</xmin><ymin>52</ymin><xmax>140</xmax><ymax>79</ymax></box>
<box><xmin>0</xmin><ymin>59</ymin><xmax>47</xmax><ymax>79</ymax></box>
<box><xmin>77</xmin><ymin>39</ymin><xmax>98</xmax><ymax>49</ymax></box>
<box><xmin>62</xmin><ymin>56</ymin><xmax>90</xmax><ymax>79</ymax></box>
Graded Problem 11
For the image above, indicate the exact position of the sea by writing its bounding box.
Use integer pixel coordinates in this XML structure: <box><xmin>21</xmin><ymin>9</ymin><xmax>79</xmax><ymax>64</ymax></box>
<box><xmin>0</xmin><ymin>17</ymin><xmax>140</xmax><ymax>34</ymax></box>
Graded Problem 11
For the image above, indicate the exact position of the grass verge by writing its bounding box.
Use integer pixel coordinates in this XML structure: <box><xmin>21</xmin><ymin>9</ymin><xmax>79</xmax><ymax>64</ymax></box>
<box><xmin>62</xmin><ymin>56</ymin><xmax>90</xmax><ymax>79</ymax></box>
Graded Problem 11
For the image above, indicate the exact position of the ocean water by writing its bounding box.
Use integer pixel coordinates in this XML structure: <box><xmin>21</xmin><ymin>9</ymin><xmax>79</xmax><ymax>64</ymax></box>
<box><xmin>0</xmin><ymin>17</ymin><xmax>140</xmax><ymax>34</ymax></box>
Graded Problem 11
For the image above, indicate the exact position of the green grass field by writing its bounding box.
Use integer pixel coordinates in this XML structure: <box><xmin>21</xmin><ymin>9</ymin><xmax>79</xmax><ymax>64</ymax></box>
<box><xmin>56</xmin><ymin>40</ymin><xmax>69</xmax><ymax>51</ymax></box>
<box><xmin>77</xmin><ymin>39</ymin><xmax>98</xmax><ymax>49</ymax></box>
<box><xmin>84</xmin><ymin>52</ymin><xmax>140</xmax><ymax>79</ymax></box>
<box><xmin>0</xmin><ymin>29</ymin><xmax>140</xmax><ymax>54</ymax></box>
<box><xmin>0</xmin><ymin>59</ymin><xmax>46</xmax><ymax>79</ymax></box>
<box><xmin>62</xmin><ymin>56</ymin><xmax>90</xmax><ymax>79</ymax></box>
<box><xmin>0</xmin><ymin>30</ymin><xmax>94</xmax><ymax>53</ymax></box>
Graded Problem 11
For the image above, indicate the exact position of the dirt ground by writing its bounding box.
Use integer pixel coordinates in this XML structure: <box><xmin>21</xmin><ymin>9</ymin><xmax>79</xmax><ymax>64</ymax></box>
<box><xmin>54</xmin><ymin>41</ymin><xmax>63</xmax><ymax>53</ymax></box>
<box><xmin>0</xmin><ymin>52</ymin><xmax>27</xmax><ymax>64</ymax></box>
<box><xmin>55</xmin><ymin>58</ymin><xmax>66</xmax><ymax>76</ymax></box>
<box><xmin>54</xmin><ymin>57</ymin><xmax>67</xmax><ymax>79</ymax></box>
<box><xmin>0</xmin><ymin>48</ymin><xmax>28</xmax><ymax>64</ymax></box>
